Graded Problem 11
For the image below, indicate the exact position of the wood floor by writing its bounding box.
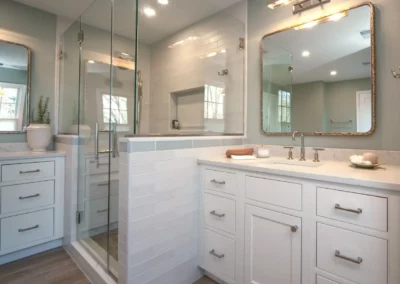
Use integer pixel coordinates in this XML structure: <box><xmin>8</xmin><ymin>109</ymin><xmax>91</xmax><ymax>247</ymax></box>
<box><xmin>0</xmin><ymin>246</ymin><xmax>217</xmax><ymax>284</ymax></box>
<box><xmin>0</xmin><ymin>247</ymin><xmax>90</xmax><ymax>284</ymax></box>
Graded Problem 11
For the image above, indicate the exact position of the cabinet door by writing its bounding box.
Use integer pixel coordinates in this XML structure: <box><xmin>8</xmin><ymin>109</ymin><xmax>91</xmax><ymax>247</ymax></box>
<box><xmin>245</xmin><ymin>205</ymin><xmax>301</xmax><ymax>284</ymax></box>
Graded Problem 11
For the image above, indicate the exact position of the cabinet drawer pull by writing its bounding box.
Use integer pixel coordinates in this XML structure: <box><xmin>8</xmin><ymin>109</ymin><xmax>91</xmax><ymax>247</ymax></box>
<box><xmin>18</xmin><ymin>224</ymin><xmax>39</xmax><ymax>232</ymax></box>
<box><xmin>211</xmin><ymin>179</ymin><xmax>226</xmax><ymax>185</ymax></box>
<box><xmin>97</xmin><ymin>209</ymin><xmax>109</xmax><ymax>213</ymax></box>
<box><xmin>209</xmin><ymin>249</ymin><xmax>225</xmax><ymax>259</ymax></box>
<box><xmin>19</xmin><ymin>193</ymin><xmax>40</xmax><ymax>200</ymax></box>
<box><xmin>210</xmin><ymin>210</ymin><xmax>225</xmax><ymax>218</ymax></box>
<box><xmin>291</xmin><ymin>225</ymin><xmax>298</xmax><ymax>233</ymax></box>
<box><xmin>335</xmin><ymin>204</ymin><xmax>362</xmax><ymax>214</ymax></box>
<box><xmin>335</xmin><ymin>250</ymin><xmax>363</xmax><ymax>264</ymax></box>
<box><xmin>98</xmin><ymin>182</ymin><xmax>109</xmax><ymax>186</ymax></box>
<box><xmin>19</xmin><ymin>169</ymin><xmax>40</xmax><ymax>174</ymax></box>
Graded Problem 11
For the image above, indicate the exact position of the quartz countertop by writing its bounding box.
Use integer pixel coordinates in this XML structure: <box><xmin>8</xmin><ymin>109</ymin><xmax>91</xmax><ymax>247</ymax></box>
<box><xmin>0</xmin><ymin>151</ymin><xmax>66</xmax><ymax>161</ymax></box>
<box><xmin>198</xmin><ymin>156</ymin><xmax>400</xmax><ymax>191</ymax></box>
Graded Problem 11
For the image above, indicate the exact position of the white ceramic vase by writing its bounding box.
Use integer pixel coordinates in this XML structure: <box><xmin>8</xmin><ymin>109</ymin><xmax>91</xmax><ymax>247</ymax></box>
<box><xmin>27</xmin><ymin>124</ymin><xmax>52</xmax><ymax>152</ymax></box>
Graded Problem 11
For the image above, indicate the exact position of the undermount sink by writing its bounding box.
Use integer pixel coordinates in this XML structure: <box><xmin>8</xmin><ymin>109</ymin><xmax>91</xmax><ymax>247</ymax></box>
<box><xmin>266</xmin><ymin>160</ymin><xmax>324</xmax><ymax>168</ymax></box>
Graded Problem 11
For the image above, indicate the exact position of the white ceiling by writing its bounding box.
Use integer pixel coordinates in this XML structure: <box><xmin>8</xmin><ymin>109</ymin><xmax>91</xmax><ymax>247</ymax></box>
<box><xmin>263</xmin><ymin>5</ymin><xmax>371</xmax><ymax>85</ymax></box>
<box><xmin>0</xmin><ymin>42</ymin><xmax>29</xmax><ymax>70</ymax></box>
<box><xmin>13</xmin><ymin>0</ymin><xmax>242</xmax><ymax>45</ymax></box>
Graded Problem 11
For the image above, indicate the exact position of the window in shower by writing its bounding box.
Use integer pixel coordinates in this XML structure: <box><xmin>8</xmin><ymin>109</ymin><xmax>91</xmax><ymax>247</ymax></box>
<box><xmin>102</xmin><ymin>94</ymin><xmax>128</xmax><ymax>125</ymax></box>
<box><xmin>204</xmin><ymin>85</ymin><xmax>224</xmax><ymax>120</ymax></box>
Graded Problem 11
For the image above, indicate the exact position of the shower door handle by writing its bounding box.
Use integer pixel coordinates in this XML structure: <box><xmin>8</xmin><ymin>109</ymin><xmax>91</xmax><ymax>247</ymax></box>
<box><xmin>112</xmin><ymin>123</ymin><xmax>119</xmax><ymax>158</ymax></box>
<box><xmin>95</xmin><ymin>122</ymin><xmax>100</xmax><ymax>168</ymax></box>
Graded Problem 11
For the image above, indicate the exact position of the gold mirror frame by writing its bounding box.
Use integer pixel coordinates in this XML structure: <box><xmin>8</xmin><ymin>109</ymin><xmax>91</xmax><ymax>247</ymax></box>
<box><xmin>0</xmin><ymin>39</ymin><xmax>32</xmax><ymax>134</ymax></box>
<box><xmin>260</xmin><ymin>2</ymin><xmax>376</xmax><ymax>136</ymax></box>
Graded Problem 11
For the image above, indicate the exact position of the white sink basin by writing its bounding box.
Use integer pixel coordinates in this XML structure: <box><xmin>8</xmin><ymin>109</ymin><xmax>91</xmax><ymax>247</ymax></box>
<box><xmin>266</xmin><ymin>160</ymin><xmax>323</xmax><ymax>168</ymax></box>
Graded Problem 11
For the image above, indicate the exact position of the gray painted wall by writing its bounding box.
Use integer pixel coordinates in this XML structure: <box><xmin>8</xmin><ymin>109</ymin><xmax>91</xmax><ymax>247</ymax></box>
<box><xmin>248</xmin><ymin>0</ymin><xmax>400</xmax><ymax>150</ymax></box>
<box><xmin>0</xmin><ymin>0</ymin><xmax>56</xmax><ymax>142</ymax></box>
<box><xmin>0</xmin><ymin>67</ymin><xmax>27</xmax><ymax>85</ymax></box>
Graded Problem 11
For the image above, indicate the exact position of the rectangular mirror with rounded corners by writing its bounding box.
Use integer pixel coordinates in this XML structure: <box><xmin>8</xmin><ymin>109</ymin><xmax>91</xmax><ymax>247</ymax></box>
<box><xmin>0</xmin><ymin>40</ymin><xmax>31</xmax><ymax>133</ymax></box>
<box><xmin>261</xmin><ymin>3</ymin><xmax>375</xmax><ymax>136</ymax></box>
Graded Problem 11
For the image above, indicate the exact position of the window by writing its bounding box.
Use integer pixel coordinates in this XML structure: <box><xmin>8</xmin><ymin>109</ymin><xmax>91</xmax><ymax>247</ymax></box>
<box><xmin>102</xmin><ymin>94</ymin><xmax>128</xmax><ymax>125</ymax></box>
<box><xmin>278</xmin><ymin>90</ymin><xmax>291</xmax><ymax>123</ymax></box>
<box><xmin>204</xmin><ymin>85</ymin><xmax>224</xmax><ymax>119</ymax></box>
<box><xmin>0</xmin><ymin>84</ymin><xmax>20</xmax><ymax>119</ymax></box>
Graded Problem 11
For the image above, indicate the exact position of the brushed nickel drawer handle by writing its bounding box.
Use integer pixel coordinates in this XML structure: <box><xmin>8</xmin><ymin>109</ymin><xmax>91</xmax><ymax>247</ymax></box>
<box><xmin>335</xmin><ymin>204</ymin><xmax>362</xmax><ymax>214</ymax></box>
<box><xmin>19</xmin><ymin>225</ymin><xmax>39</xmax><ymax>232</ymax></box>
<box><xmin>211</xmin><ymin>179</ymin><xmax>225</xmax><ymax>185</ymax></box>
<box><xmin>19</xmin><ymin>193</ymin><xmax>40</xmax><ymax>200</ymax></box>
<box><xmin>19</xmin><ymin>169</ymin><xmax>40</xmax><ymax>174</ymax></box>
<box><xmin>97</xmin><ymin>209</ymin><xmax>109</xmax><ymax>213</ymax></box>
<box><xmin>209</xmin><ymin>249</ymin><xmax>225</xmax><ymax>259</ymax></box>
<box><xmin>335</xmin><ymin>250</ymin><xmax>363</xmax><ymax>264</ymax></box>
<box><xmin>210</xmin><ymin>210</ymin><xmax>225</xmax><ymax>218</ymax></box>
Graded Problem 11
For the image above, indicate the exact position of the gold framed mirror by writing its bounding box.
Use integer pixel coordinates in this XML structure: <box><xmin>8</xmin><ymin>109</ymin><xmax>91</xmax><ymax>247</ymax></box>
<box><xmin>261</xmin><ymin>2</ymin><xmax>375</xmax><ymax>136</ymax></box>
<box><xmin>0</xmin><ymin>39</ymin><xmax>32</xmax><ymax>133</ymax></box>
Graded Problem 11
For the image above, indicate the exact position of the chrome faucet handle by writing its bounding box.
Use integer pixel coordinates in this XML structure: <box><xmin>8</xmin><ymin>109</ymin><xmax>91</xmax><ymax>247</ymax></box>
<box><xmin>284</xmin><ymin>147</ymin><xmax>294</xmax><ymax>160</ymax></box>
<box><xmin>313</xmin><ymin>148</ymin><xmax>325</xmax><ymax>162</ymax></box>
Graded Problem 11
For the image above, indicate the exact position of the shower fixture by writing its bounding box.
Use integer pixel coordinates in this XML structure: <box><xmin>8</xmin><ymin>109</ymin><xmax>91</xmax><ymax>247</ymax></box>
<box><xmin>136</xmin><ymin>70</ymin><xmax>144</xmax><ymax>134</ymax></box>
<box><xmin>218</xmin><ymin>69</ymin><xmax>229</xmax><ymax>76</ymax></box>
<box><xmin>392</xmin><ymin>66</ymin><xmax>400</xmax><ymax>79</ymax></box>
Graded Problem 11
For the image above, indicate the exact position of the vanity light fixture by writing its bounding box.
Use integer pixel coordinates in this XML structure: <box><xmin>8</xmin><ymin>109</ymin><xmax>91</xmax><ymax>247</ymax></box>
<box><xmin>330</xmin><ymin>70</ymin><xmax>337</xmax><ymax>76</ymax></box>
<box><xmin>302</xmin><ymin>50</ymin><xmax>310</xmax><ymax>57</ymax></box>
<box><xmin>143</xmin><ymin>7</ymin><xmax>156</xmax><ymax>17</ymax></box>
<box><xmin>158</xmin><ymin>0</ymin><xmax>169</xmax><ymax>4</ymax></box>
<box><xmin>267</xmin><ymin>0</ymin><xmax>297</xmax><ymax>10</ymax></box>
<box><xmin>294</xmin><ymin>12</ymin><xmax>348</xmax><ymax>30</ymax></box>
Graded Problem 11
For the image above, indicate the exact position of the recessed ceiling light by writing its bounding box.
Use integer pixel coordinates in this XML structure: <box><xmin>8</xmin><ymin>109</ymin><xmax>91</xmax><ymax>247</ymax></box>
<box><xmin>158</xmin><ymin>0</ymin><xmax>169</xmax><ymax>4</ymax></box>
<box><xmin>143</xmin><ymin>7</ymin><xmax>156</xmax><ymax>17</ymax></box>
<box><xmin>302</xmin><ymin>50</ymin><xmax>310</xmax><ymax>57</ymax></box>
<box><xmin>88</xmin><ymin>60</ymin><xmax>95</xmax><ymax>64</ymax></box>
<box><xmin>330</xmin><ymin>70</ymin><xmax>337</xmax><ymax>76</ymax></box>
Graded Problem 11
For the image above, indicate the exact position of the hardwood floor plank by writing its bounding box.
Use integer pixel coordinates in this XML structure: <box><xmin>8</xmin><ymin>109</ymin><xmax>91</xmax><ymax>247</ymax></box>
<box><xmin>0</xmin><ymin>248</ymin><xmax>90</xmax><ymax>284</ymax></box>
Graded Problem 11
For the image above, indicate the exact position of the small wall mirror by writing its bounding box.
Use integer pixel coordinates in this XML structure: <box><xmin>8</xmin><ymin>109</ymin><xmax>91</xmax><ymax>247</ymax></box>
<box><xmin>261</xmin><ymin>3</ymin><xmax>375</xmax><ymax>136</ymax></box>
<box><xmin>0</xmin><ymin>40</ymin><xmax>31</xmax><ymax>133</ymax></box>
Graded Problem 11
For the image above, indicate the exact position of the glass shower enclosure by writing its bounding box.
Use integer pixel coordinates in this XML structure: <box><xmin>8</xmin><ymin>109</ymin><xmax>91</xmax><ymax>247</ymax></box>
<box><xmin>59</xmin><ymin>0</ymin><xmax>138</xmax><ymax>279</ymax></box>
<box><xmin>58</xmin><ymin>0</ymin><xmax>246</xmax><ymax>280</ymax></box>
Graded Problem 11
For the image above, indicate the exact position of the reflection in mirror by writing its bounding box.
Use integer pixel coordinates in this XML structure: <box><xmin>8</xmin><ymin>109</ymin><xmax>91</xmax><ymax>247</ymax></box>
<box><xmin>0</xmin><ymin>41</ymin><xmax>30</xmax><ymax>132</ymax></box>
<box><xmin>262</xmin><ymin>4</ymin><xmax>375</xmax><ymax>136</ymax></box>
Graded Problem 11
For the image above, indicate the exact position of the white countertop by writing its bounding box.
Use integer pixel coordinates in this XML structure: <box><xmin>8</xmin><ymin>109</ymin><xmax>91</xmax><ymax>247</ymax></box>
<box><xmin>198</xmin><ymin>156</ymin><xmax>400</xmax><ymax>191</ymax></box>
<box><xmin>0</xmin><ymin>151</ymin><xmax>66</xmax><ymax>161</ymax></box>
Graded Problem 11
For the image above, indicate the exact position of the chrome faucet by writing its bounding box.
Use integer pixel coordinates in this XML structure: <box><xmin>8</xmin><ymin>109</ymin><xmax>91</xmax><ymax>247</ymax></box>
<box><xmin>292</xmin><ymin>131</ymin><xmax>306</xmax><ymax>161</ymax></box>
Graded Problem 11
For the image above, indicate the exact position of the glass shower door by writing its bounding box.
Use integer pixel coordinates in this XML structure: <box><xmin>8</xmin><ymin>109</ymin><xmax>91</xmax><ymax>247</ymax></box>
<box><xmin>75</xmin><ymin>0</ymin><xmax>119</xmax><ymax>279</ymax></box>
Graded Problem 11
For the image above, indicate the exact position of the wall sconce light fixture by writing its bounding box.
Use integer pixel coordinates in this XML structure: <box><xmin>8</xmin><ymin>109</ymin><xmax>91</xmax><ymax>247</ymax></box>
<box><xmin>294</xmin><ymin>11</ymin><xmax>348</xmax><ymax>30</ymax></box>
<box><xmin>268</xmin><ymin>0</ymin><xmax>330</xmax><ymax>14</ymax></box>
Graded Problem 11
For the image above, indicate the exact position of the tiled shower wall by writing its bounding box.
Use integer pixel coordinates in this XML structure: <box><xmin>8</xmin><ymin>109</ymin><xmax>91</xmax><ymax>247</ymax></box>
<box><xmin>118</xmin><ymin>138</ymin><xmax>244</xmax><ymax>284</ymax></box>
<box><xmin>148</xmin><ymin>1</ymin><xmax>246</xmax><ymax>134</ymax></box>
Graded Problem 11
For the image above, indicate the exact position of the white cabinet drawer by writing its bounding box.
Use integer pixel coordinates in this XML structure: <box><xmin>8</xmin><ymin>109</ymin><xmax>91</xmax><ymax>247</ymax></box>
<box><xmin>85</xmin><ymin>195</ymin><xmax>118</xmax><ymax>230</ymax></box>
<box><xmin>85</xmin><ymin>173</ymin><xmax>119</xmax><ymax>200</ymax></box>
<box><xmin>317</xmin><ymin>188</ymin><xmax>388</xmax><ymax>231</ymax></box>
<box><xmin>1</xmin><ymin>180</ymin><xmax>55</xmax><ymax>214</ymax></box>
<box><xmin>1</xmin><ymin>208</ymin><xmax>54</xmax><ymax>250</ymax></box>
<box><xmin>317</xmin><ymin>223</ymin><xmax>387</xmax><ymax>284</ymax></box>
<box><xmin>86</xmin><ymin>157</ymin><xmax>119</xmax><ymax>175</ymax></box>
<box><xmin>317</xmin><ymin>276</ymin><xmax>339</xmax><ymax>284</ymax></box>
<box><xmin>204</xmin><ymin>193</ymin><xmax>236</xmax><ymax>235</ymax></box>
<box><xmin>204</xmin><ymin>229</ymin><xmax>235</xmax><ymax>281</ymax></box>
<box><xmin>204</xmin><ymin>169</ymin><xmax>237</xmax><ymax>196</ymax></box>
<box><xmin>245</xmin><ymin>175</ymin><xmax>302</xmax><ymax>211</ymax></box>
<box><xmin>1</xmin><ymin>161</ymin><xmax>55</xmax><ymax>182</ymax></box>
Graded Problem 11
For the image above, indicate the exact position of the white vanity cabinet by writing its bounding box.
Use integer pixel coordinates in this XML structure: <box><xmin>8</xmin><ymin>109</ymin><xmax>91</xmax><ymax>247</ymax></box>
<box><xmin>199</xmin><ymin>162</ymin><xmax>400</xmax><ymax>284</ymax></box>
<box><xmin>0</xmin><ymin>154</ymin><xmax>65</xmax><ymax>264</ymax></box>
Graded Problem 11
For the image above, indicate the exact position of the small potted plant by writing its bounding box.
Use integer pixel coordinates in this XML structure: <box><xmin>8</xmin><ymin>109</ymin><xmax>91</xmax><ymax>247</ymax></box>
<box><xmin>27</xmin><ymin>96</ymin><xmax>52</xmax><ymax>152</ymax></box>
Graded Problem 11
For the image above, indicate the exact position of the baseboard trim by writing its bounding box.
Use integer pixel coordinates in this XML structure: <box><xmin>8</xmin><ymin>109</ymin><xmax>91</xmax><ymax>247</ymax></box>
<box><xmin>64</xmin><ymin>241</ymin><xmax>116</xmax><ymax>284</ymax></box>
<box><xmin>0</xmin><ymin>239</ymin><xmax>62</xmax><ymax>265</ymax></box>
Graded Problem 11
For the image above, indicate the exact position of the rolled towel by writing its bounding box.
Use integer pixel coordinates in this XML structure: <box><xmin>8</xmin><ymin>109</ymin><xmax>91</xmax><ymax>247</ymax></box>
<box><xmin>226</xmin><ymin>148</ymin><xmax>254</xmax><ymax>158</ymax></box>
